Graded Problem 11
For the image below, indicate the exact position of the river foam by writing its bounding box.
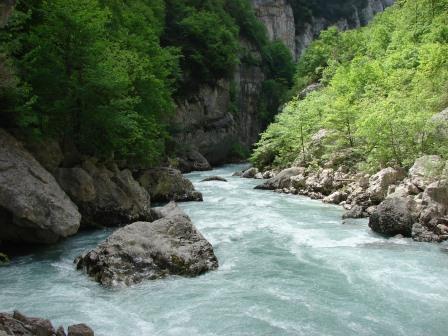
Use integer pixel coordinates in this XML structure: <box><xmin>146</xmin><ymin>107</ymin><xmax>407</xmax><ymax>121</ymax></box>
<box><xmin>1</xmin><ymin>164</ymin><xmax>447</xmax><ymax>335</ymax></box>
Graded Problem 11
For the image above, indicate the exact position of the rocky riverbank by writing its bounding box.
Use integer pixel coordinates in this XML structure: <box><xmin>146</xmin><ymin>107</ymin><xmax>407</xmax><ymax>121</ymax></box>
<box><xmin>0</xmin><ymin>311</ymin><xmax>94</xmax><ymax>336</ymax></box>
<box><xmin>239</xmin><ymin>155</ymin><xmax>448</xmax><ymax>243</ymax></box>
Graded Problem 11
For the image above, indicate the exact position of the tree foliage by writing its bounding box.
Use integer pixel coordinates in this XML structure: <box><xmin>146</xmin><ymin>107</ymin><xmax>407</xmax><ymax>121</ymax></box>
<box><xmin>252</xmin><ymin>0</ymin><xmax>448</xmax><ymax>171</ymax></box>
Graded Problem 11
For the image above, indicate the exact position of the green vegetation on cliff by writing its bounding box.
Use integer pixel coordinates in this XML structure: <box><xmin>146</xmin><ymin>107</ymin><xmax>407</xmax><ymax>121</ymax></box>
<box><xmin>0</xmin><ymin>0</ymin><xmax>294</xmax><ymax>165</ymax></box>
<box><xmin>252</xmin><ymin>0</ymin><xmax>448</xmax><ymax>171</ymax></box>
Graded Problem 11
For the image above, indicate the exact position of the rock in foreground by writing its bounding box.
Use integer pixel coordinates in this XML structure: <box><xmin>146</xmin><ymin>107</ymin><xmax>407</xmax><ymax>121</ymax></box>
<box><xmin>76</xmin><ymin>203</ymin><xmax>218</xmax><ymax>286</ymax></box>
<box><xmin>137</xmin><ymin>168</ymin><xmax>202</xmax><ymax>202</ymax></box>
<box><xmin>0</xmin><ymin>130</ymin><xmax>81</xmax><ymax>244</ymax></box>
<box><xmin>0</xmin><ymin>310</ymin><xmax>94</xmax><ymax>336</ymax></box>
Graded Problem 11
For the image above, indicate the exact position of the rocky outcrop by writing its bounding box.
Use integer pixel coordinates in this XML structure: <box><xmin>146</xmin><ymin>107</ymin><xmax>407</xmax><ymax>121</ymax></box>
<box><xmin>137</xmin><ymin>168</ymin><xmax>202</xmax><ymax>203</ymax></box>
<box><xmin>0</xmin><ymin>311</ymin><xmax>94</xmax><ymax>336</ymax></box>
<box><xmin>0</xmin><ymin>130</ymin><xmax>81</xmax><ymax>244</ymax></box>
<box><xmin>252</xmin><ymin>0</ymin><xmax>394</xmax><ymax>59</ymax></box>
<box><xmin>55</xmin><ymin>159</ymin><xmax>151</xmax><ymax>228</ymax></box>
<box><xmin>76</xmin><ymin>203</ymin><xmax>218</xmax><ymax>286</ymax></box>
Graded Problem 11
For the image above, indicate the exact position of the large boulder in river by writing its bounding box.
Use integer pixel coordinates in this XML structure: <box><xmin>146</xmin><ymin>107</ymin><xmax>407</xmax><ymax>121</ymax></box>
<box><xmin>137</xmin><ymin>168</ymin><xmax>202</xmax><ymax>202</ymax></box>
<box><xmin>255</xmin><ymin>167</ymin><xmax>304</xmax><ymax>190</ymax></box>
<box><xmin>241</xmin><ymin>167</ymin><xmax>258</xmax><ymax>178</ymax></box>
<box><xmin>55</xmin><ymin>160</ymin><xmax>151</xmax><ymax>228</ymax></box>
<box><xmin>369</xmin><ymin>197</ymin><xmax>417</xmax><ymax>237</ymax></box>
<box><xmin>0</xmin><ymin>129</ymin><xmax>81</xmax><ymax>244</ymax></box>
<box><xmin>367</xmin><ymin>167</ymin><xmax>406</xmax><ymax>204</ymax></box>
<box><xmin>76</xmin><ymin>203</ymin><xmax>218</xmax><ymax>286</ymax></box>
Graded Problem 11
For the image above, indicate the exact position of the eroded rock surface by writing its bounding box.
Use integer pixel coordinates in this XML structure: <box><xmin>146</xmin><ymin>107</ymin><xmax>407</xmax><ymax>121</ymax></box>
<box><xmin>55</xmin><ymin>160</ymin><xmax>151</xmax><ymax>228</ymax></box>
<box><xmin>137</xmin><ymin>168</ymin><xmax>202</xmax><ymax>202</ymax></box>
<box><xmin>76</xmin><ymin>203</ymin><xmax>218</xmax><ymax>286</ymax></box>
<box><xmin>0</xmin><ymin>130</ymin><xmax>81</xmax><ymax>244</ymax></box>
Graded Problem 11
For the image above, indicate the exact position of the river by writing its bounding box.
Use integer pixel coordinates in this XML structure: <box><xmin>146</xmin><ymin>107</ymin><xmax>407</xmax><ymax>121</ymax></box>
<box><xmin>1</xmin><ymin>164</ymin><xmax>447</xmax><ymax>335</ymax></box>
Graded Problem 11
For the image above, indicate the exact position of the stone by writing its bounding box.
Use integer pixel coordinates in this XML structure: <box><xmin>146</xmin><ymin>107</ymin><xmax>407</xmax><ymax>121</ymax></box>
<box><xmin>56</xmin><ymin>326</ymin><xmax>67</xmax><ymax>336</ymax></box>
<box><xmin>241</xmin><ymin>167</ymin><xmax>259</xmax><ymax>178</ymax></box>
<box><xmin>0</xmin><ymin>129</ymin><xmax>81</xmax><ymax>244</ymax></box>
<box><xmin>409</xmin><ymin>155</ymin><xmax>445</xmax><ymax>190</ymax></box>
<box><xmin>342</xmin><ymin>205</ymin><xmax>365</xmax><ymax>219</ymax></box>
<box><xmin>419</xmin><ymin>180</ymin><xmax>448</xmax><ymax>225</ymax></box>
<box><xmin>12</xmin><ymin>311</ymin><xmax>54</xmax><ymax>336</ymax></box>
<box><xmin>323</xmin><ymin>191</ymin><xmax>347</xmax><ymax>204</ymax></box>
<box><xmin>255</xmin><ymin>167</ymin><xmax>304</xmax><ymax>190</ymax></box>
<box><xmin>56</xmin><ymin>163</ymin><xmax>151</xmax><ymax>228</ymax></box>
<box><xmin>369</xmin><ymin>197</ymin><xmax>417</xmax><ymax>237</ymax></box>
<box><xmin>175</xmin><ymin>149</ymin><xmax>212</xmax><ymax>173</ymax></box>
<box><xmin>76</xmin><ymin>203</ymin><xmax>218</xmax><ymax>286</ymax></box>
<box><xmin>254</xmin><ymin>172</ymin><xmax>263</xmax><ymax>179</ymax></box>
<box><xmin>137</xmin><ymin>168</ymin><xmax>202</xmax><ymax>203</ymax></box>
<box><xmin>0</xmin><ymin>253</ymin><xmax>9</xmax><ymax>265</ymax></box>
<box><xmin>298</xmin><ymin>83</ymin><xmax>324</xmax><ymax>99</ymax></box>
<box><xmin>200</xmin><ymin>176</ymin><xmax>228</xmax><ymax>182</ymax></box>
<box><xmin>367</xmin><ymin>167</ymin><xmax>406</xmax><ymax>204</ymax></box>
<box><xmin>262</xmin><ymin>170</ymin><xmax>276</xmax><ymax>179</ymax></box>
<box><xmin>232</xmin><ymin>171</ymin><xmax>243</xmax><ymax>177</ymax></box>
<box><xmin>67</xmin><ymin>324</ymin><xmax>94</xmax><ymax>336</ymax></box>
<box><xmin>24</xmin><ymin>137</ymin><xmax>63</xmax><ymax>173</ymax></box>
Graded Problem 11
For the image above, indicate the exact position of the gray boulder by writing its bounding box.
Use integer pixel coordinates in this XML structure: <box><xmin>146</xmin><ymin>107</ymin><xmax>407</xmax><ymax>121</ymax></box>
<box><xmin>76</xmin><ymin>203</ymin><xmax>218</xmax><ymax>286</ymax></box>
<box><xmin>369</xmin><ymin>197</ymin><xmax>417</xmax><ymax>236</ymax></box>
<box><xmin>241</xmin><ymin>167</ymin><xmax>258</xmax><ymax>178</ymax></box>
<box><xmin>201</xmin><ymin>176</ymin><xmax>228</xmax><ymax>182</ymax></box>
<box><xmin>367</xmin><ymin>167</ymin><xmax>406</xmax><ymax>204</ymax></box>
<box><xmin>323</xmin><ymin>191</ymin><xmax>347</xmax><ymax>204</ymax></box>
<box><xmin>137</xmin><ymin>168</ymin><xmax>202</xmax><ymax>202</ymax></box>
<box><xmin>56</xmin><ymin>161</ymin><xmax>151</xmax><ymax>228</ymax></box>
<box><xmin>409</xmin><ymin>155</ymin><xmax>445</xmax><ymax>190</ymax></box>
<box><xmin>342</xmin><ymin>205</ymin><xmax>365</xmax><ymax>219</ymax></box>
<box><xmin>0</xmin><ymin>129</ymin><xmax>81</xmax><ymax>244</ymax></box>
<box><xmin>176</xmin><ymin>149</ymin><xmax>212</xmax><ymax>173</ymax></box>
<box><xmin>67</xmin><ymin>324</ymin><xmax>94</xmax><ymax>336</ymax></box>
<box><xmin>255</xmin><ymin>167</ymin><xmax>304</xmax><ymax>190</ymax></box>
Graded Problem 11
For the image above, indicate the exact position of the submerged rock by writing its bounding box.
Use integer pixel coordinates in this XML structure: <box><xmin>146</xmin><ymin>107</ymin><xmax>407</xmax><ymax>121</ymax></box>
<box><xmin>56</xmin><ymin>161</ymin><xmax>151</xmax><ymax>228</ymax></box>
<box><xmin>0</xmin><ymin>129</ymin><xmax>81</xmax><ymax>244</ymax></box>
<box><xmin>137</xmin><ymin>168</ymin><xmax>202</xmax><ymax>202</ymax></box>
<box><xmin>200</xmin><ymin>176</ymin><xmax>228</xmax><ymax>182</ymax></box>
<box><xmin>75</xmin><ymin>203</ymin><xmax>218</xmax><ymax>286</ymax></box>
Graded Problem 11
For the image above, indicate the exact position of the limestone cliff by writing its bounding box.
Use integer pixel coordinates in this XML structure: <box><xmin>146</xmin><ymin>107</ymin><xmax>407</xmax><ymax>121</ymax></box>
<box><xmin>253</xmin><ymin>0</ymin><xmax>395</xmax><ymax>59</ymax></box>
<box><xmin>174</xmin><ymin>0</ymin><xmax>395</xmax><ymax>165</ymax></box>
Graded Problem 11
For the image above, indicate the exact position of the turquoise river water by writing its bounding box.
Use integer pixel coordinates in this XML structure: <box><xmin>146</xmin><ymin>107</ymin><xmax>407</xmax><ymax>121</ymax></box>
<box><xmin>1</xmin><ymin>164</ymin><xmax>447</xmax><ymax>335</ymax></box>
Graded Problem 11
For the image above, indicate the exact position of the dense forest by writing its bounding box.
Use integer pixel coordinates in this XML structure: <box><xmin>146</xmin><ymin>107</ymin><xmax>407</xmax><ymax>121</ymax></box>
<box><xmin>252</xmin><ymin>0</ymin><xmax>448</xmax><ymax>172</ymax></box>
<box><xmin>0</xmin><ymin>0</ymin><xmax>294</xmax><ymax>166</ymax></box>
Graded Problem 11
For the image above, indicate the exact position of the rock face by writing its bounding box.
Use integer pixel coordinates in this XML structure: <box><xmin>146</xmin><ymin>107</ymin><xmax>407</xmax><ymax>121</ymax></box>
<box><xmin>172</xmin><ymin>1</ymin><xmax>393</xmax><ymax>164</ymax></box>
<box><xmin>252</xmin><ymin>0</ymin><xmax>395</xmax><ymax>59</ymax></box>
<box><xmin>0</xmin><ymin>130</ymin><xmax>81</xmax><ymax>244</ymax></box>
<box><xmin>55</xmin><ymin>160</ymin><xmax>151</xmax><ymax>228</ymax></box>
<box><xmin>366</xmin><ymin>167</ymin><xmax>406</xmax><ymax>204</ymax></box>
<box><xmin>0</xmin><ymin>311</ymin><xmax>94</xmax><ymax>336</ymax></box>
<box><xmin>76</xmin><ymin>203</ymin><xmax>218</xmax><ymax>286</ymax></box>
<box><xmin>137</xmin><ymin>168</ymin><xmax>202</xmax><ymax>203</ymax></box>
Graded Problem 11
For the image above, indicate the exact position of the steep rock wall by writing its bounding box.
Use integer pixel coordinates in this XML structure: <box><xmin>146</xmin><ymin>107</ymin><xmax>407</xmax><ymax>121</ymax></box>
<box><xmin>252</xmin><ymin>0</ymin><xmax>395</xmax><ymax>59</ymax></box>
<box><xmin>173</xmin><ymin>0</ymin><xmax>395</xmax><ymax>165</ymax></box>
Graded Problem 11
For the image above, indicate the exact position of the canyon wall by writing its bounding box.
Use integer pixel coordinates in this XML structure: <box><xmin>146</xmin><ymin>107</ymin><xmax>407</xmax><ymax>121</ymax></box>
<box><xmin>174</xmin><ymin>0</ymin><xmax>395</xmax><ymax>165</ymax></box>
